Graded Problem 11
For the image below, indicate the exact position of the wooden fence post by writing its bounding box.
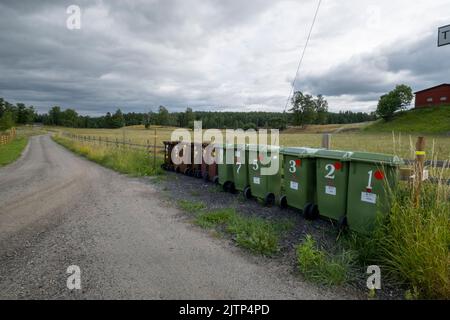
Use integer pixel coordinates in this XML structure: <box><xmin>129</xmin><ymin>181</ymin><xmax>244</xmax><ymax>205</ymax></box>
<box><xmin>153</xmin><ymin>128</ymin><xmax>157</xmax><ymax>169</ymax></box>
<box><xmin>414</xmin><ymin>136</ymin><xmax>426</xmax><ymax>207</ymax></box>
<box><xmin>322</xmin><ymin>133</ymin><xmax>331</xmax><ymax>149</ymax></box>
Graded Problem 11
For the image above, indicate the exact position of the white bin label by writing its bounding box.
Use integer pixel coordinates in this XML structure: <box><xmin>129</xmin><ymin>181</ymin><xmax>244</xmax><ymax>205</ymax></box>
<box><xmin>361</xmin><ymin>192</ymin><xmax>377</xmax><ymax>204</ymax></box>
<box><xmin>290</xmin><ymin>181</ymin><xmax>299</xmax><ymax>190</ymax></box>
<box><xmin>236</xmin><ymin>151</ymin><xmax>241</xmax><ymax>157</ymax></box>
<box><xmin>253</xmin><ymin>177</ymin><xmax>261</xmax><ymax>184</ymax></box>
<box><xmin>325</xmin><ymin>186</ymin><xmax>336</xmax><ymax>196</ymax></box>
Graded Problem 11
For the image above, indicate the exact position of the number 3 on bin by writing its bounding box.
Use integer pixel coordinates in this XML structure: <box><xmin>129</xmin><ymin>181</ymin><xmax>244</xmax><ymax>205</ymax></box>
<box><xmin>289</xmin><ymin>160</ymin><xmax>296</xmax><ymax>173</ymax></box>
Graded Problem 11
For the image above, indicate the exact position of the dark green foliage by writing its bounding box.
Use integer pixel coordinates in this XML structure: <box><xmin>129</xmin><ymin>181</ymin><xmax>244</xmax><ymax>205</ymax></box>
<box><xmin>1</xmin><ymin>96</ymin><xmax>376</xmax><ymax>130</ymax></box>
<box><xmin>376</xmin><ymin>84</ymin><xmax>413</xmax><ymax>121</ymax></box>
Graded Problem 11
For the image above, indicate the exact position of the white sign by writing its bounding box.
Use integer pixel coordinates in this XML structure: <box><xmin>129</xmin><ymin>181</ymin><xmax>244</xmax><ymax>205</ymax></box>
<box><xmin>438</xmin><ymin>24</ymin><xmax>450</xmax><ymax>47</ymax></box>
<box><xmin>253</xmin><ymin>177</ymin><xmax>260</xmax><ymax>184</ymax></box>
<box><xmin>325</xmin><ymin>186</ymin><xmax>336</xmax><ymax>196</ymax></box>
<box><xmin>361</xmin><ymin>192</ymin><xmax>377</xmax><ymax>204</ymax></box>
<box><xmin>290</xmin><ymin>181</ymin><xmax>299</xmax><ymax>190</ymax></box>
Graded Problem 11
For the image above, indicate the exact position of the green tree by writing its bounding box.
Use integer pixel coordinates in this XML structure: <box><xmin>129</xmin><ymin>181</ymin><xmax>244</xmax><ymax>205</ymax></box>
<box><xmin>376</xmin><ymin>84</ymin><xmax>413</xmax><ymax>121</ymax></box>
<box><xmin>49</xmin><ymin>106</ymin><xmax>62</xmax><ymax>125</ymax></box>
<box><xmin>157</xmin><ymin>106</ymin><xmax>169</xmax><ymax>125</ymax></box>
<box><xmin>0</xmin><ymin>111</ymin><xmax>15</xmax><ymax>130</ymax></box>
<box><xmin>61</xmin><ymin>109</ymin><xmax>79</xmax><ymax>127</ymax></box>
<box><xmin>289</xmin><ymin>91</ymin><xmax>317</xmax><ymax>127</ymax></box>
<box><xmin>314</xmin><ymin>94</ymin><xmax>328</xmax><ymax>124</ymax></box>
<box><xmin>110</xmin><ymin>109</ymin><xmax>125</xmax><ymax>128</ymax></box>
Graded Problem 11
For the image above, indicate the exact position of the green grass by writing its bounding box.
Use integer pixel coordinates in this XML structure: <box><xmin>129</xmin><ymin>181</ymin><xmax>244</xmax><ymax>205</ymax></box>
<box><xmin>53</xmin><ymin>135</ymin><xmax>164</xmax><ymax>176</ymax></box>
<box><xmin>177</xmin><ymin>199</ymin><xmax>206</xmax><ymax>214</ymax></box>
<box><xmin>195</xmin><ymin>208</ymin><xmax>237</xmax><ymax>228</ymax></box>
<box><xmin>194</xmin><ymin>208</ymin><xmax>295</xmax><ymax>256</ymax></box>
<box><xmin>375</xmin><ymin>183</ymin><xmax>450</xmax><ymax>299</ymax></box>
<box><xmin>0</xmin><ymin>137</ymin><xmax>28</xmax><ymax>167</ymax></box>
<box><xmin>296</xmin><ymin>235</ymin><xmax>356</xmax><ymax>286</ymax></box>
<box><xmin>366</xmin><ymin>107</ymin><xmax>450</xmax><ymax>134</ymax></box>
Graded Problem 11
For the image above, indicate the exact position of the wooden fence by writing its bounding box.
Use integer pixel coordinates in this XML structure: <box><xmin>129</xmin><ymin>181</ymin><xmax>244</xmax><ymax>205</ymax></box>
<box><xmin>0</xmin><ymin>127</ymin><xmax>16</xmax><ymax>145</ymax></box>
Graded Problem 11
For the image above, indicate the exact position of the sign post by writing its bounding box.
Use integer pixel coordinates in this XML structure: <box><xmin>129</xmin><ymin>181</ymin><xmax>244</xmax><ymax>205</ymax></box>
<box><xmin>438</xmin><ymin>24</ymin><xmax>450</xmax><ymax>47</ymax></box>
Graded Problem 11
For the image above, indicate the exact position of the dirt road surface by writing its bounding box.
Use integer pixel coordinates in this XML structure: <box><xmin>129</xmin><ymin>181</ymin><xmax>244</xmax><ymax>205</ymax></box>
<box><xmin>0</xmin><ymin>135</ymin><xmax>355</xmax><ymax>299</ymax></box>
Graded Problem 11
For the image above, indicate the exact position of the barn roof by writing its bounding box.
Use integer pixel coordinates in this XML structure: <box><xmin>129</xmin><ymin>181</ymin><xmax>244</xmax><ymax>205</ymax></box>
<box><xmin>414</xmin><ymin>83</ymin><xmax>450</xmax><ymax>94</ymax></box>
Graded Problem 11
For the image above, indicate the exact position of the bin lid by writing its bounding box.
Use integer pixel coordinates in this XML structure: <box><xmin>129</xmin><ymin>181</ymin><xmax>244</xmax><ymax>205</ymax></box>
<box><xmin>280</xmin><ymin>147</ymin><xmax>320</xmax><ymax>157</ymax></box>
<box><xmin>349</xmin><ymin>151</ymin><xmax>404</xmax><ymax>166</ymax></box>
<box><xmin>246</xmin><ymin>144</ymin><xmax>280</xmax><ymax>152</ymax></box>
<box><xmin>315</xmin><ymin>149</ymin><xmax>352</xmax><ymax>161</ymax></box>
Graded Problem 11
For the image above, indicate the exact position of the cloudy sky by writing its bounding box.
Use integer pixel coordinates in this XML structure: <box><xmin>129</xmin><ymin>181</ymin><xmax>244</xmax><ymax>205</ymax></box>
<box><xmin>0</xmin><ymin>0</ymin><xmax>449</xmax><ymax>115</ymax></box>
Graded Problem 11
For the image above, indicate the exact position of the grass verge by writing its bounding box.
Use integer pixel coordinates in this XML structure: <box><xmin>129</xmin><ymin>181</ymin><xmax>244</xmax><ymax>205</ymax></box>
<box><xmin>194</xmin><ymin>208</ymin><xmax>294</xmax><ymax>256</ymax></box>
<box><xmin>296</xmin><ymin>235</ymin><xmax>356</xmax><ymax>286</ymax></box>
<box><xmin>53</xmin><ymin>135</ymin><xmax>164</xmax><ymax>176</ymax></box>
<box><xmin>0</xmin><ymin>136</ymin><xmax>28</xmax><ymax>167</ymax></box>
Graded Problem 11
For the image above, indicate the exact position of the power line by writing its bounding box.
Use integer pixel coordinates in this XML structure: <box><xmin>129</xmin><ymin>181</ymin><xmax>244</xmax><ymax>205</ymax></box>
<box><xmin>283</xmin><ymin>0</ymin><xmax>322</xmax><ymax>113</ymax></box>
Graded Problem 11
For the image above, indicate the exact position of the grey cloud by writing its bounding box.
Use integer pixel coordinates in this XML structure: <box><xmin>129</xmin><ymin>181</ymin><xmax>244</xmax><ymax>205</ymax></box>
<box><xmin>299</xmin><ymin>33</ymin><xmax>450</xmax><ymax>100</ymax></box>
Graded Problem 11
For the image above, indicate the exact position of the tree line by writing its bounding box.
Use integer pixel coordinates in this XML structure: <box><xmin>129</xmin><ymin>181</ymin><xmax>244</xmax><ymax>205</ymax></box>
<box><xmin>1</xmin><ymin>94</ymin><xmax>377</xmax><ymax>131</ymax></box>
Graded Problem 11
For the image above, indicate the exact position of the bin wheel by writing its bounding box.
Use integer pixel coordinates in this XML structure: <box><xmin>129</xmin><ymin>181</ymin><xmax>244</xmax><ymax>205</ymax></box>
<box><xmin>223</xmin><ymin>181</ymin><xmax>231</xmax><ymax>192</ymax></box>
<box><xmin>175</xmin><ymin>167</ymin><xmax>181</xmax><ymax>173</ymax></box>
<box><xmin>184</xmin><ymin>168</ymin><xmax>190</xmax><ymax>175</ymax></box>
<box><xmin>161</xmin><ymin>163</ymin><xmax>166</xmax><ymax>170</ymax></box>
<box><xmin>203</xmin><ymin>172</ymin><xmax>209</xmax><ymax>182</ymax></box>
<box><xmin>243</xmin><ymin>186</ymin><xmax>252</xmax><ymax>199</ymax></box>
<box><xmin>212</xmin><ymin>176</ymin><xmax>219</xmax><ymax>185</ymax></box>
<box><xmin>279</xmin><ymin>195</ymin><xmax>287</xmax><ymax>209</ymax></box>
<box><xmin>304</xmin><ymin>203</ymin><xmax>319</xmax><ymax>220</ymax></box>
<box><xmin>264</xmin><ymin>193</ymin><xmax>275</xmax><ymax>207</ymax></box>
<box><xmin>338</xmin><ymin>216</ymin><xmax>348</xmax><ymax>230</ymax></box>
<box><xmin>195</xmin><ymin>170</ymin><xmax>202</xmax><ymax>179</ymax></box>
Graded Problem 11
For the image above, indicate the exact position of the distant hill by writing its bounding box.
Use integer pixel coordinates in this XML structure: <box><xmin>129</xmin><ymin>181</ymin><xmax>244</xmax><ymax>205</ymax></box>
<box><xmin>365</xmin><ymin>106</ymin><xmax>450</xmax><ymax>134</ymax></box>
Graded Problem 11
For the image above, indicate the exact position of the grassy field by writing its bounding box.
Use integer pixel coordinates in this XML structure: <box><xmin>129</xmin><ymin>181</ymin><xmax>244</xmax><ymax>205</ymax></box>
<box><xmin>366</xmin><ymin>106</ymin><xmax>450</xmax><ymax>134</ymax></box>
<box><xmin>49</xmin><ymin>125</ymin><xmax>450</xmax><ymax>161</ymax></box>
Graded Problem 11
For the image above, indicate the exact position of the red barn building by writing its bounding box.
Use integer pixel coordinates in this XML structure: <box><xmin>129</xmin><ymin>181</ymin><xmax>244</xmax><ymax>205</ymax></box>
<box><xmin>414</xmin><ymin>84</ymin><xmax>450</xmax><ymax>108</ymax></box>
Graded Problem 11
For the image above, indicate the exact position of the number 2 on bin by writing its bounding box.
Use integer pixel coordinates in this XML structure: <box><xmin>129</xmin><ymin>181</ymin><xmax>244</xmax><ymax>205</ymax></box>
<box><xmin>325</xmin><ymin>164</ymin><xmax>335</xmax><ymax>179</ymax></box>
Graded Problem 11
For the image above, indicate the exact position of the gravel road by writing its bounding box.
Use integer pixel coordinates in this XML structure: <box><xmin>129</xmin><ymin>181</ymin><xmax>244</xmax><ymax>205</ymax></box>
<box><xmin>0</xmin><ymin>135</ymin><xmax>356</xmax><ymax>299</ymax></box>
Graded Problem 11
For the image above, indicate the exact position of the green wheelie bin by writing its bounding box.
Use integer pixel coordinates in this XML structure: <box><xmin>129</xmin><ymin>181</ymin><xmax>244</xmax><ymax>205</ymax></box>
<box><xmin>217</xmin><ymin>143</ymin><xmax>236</xmax><ymax>192</ymax></box>
<box><xmin>346</xmin><ymin>152</ymin><xmax>403</xmax><ymax>234</ymax></box>
<box><xmin>232</xmin><ymin>144</ymin><xmax>251</xmax><ymax>198</ymax></box>
<box><xmin>315</xmin><ymin>149</ymin><xmax>352</xmax><ymax>225</ymax></box>
<box><xmin>280</xmin><ymin>147</ymin><xmax>320</xmax><ymax>218</ymax></box>
<box><xmin>247</xmin><ymin>144</ymin><xmax>281</xmax><ymax>206</ymax></box>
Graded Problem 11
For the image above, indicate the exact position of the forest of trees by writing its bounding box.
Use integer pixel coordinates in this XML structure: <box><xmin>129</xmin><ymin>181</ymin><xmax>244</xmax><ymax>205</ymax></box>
<box><xmin>1</xmin><ymin>92</ymin><xmax>376</xmax><ymax>131</ymax></box>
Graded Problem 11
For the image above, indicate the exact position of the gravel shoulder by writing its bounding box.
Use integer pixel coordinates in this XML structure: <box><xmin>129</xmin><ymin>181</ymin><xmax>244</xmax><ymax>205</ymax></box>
<box><xmin>0</xmin><ymin>135</ymin><xmax>360</xmax><ymax>299</ymax></box>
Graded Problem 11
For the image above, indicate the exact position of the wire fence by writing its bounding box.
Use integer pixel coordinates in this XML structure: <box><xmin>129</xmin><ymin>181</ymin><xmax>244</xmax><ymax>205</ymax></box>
<box><xmin>61</xmin><ymin>131</ymin><xmax>165</xmax><ymax>169</ymax></box>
